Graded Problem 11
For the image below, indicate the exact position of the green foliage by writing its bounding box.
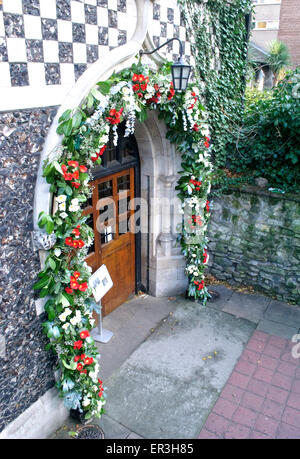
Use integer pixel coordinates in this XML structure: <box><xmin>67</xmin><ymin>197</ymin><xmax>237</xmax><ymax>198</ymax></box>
<box><xmin>267</xmin><ymin>40</ymin><xmax>291</xmax><ymax>81</ymax></box>
<box><xmin>178</xmin><ymin>0</ymin><xmax>252</xmax><ymax>167</ymax></box>
<box><xmin>229</xmin><ymin>68</ymin><xmax>300</xmax><ymax>192</ymax></box>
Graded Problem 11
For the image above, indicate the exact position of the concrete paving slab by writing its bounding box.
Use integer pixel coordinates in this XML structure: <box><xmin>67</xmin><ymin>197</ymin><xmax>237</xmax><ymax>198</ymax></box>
<box><xmin>105</xmin><ymin>301</ymin><xmax>255</xmax><ymax>439</ymax></box>
<box><xmin>257</xmin><ymin>319</ymin><xmax>298</xmax><ymax>340</ymax></box>
<box><xmin>222</xmin><ymin>292</ymin><xmax>270</xmax><ymax>324</ymax></box>
<box><xmin>264</xmin><ymin>300</ymin><xmax>300</xmax><ymax>328</ymax></box>
<box><xmin>206</xmin><ymin>284</ymin><xmax>234</xmax><ymax>311</ymax></box>
<box><xmin>99</xmin><ymin>296</ymin><xmax>178</xmax><ymax>380</ymax></box>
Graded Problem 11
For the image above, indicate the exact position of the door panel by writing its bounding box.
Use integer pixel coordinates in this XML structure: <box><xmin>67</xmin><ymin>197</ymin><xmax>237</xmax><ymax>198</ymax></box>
<box><xmin>84</xmin><ymin>168</ymin><xmax>135</xmax><ymax>316</ymax></box>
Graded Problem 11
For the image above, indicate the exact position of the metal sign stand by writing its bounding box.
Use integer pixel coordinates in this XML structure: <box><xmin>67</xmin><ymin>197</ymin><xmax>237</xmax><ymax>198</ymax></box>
<box><xmin>91</xmin><ymin>300</ymin><xmax>113</xmax><ymax>344</ymax></box>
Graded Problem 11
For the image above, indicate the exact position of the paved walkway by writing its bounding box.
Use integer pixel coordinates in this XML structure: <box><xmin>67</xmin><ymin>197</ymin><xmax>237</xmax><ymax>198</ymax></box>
<box><xmin>198</xmin><ymin>330</ymin><xmax>300</xmax><ymax>439</ymax></box>
<box><xmin>51</xmin><ymin>285</ymin><xmax>300</xmax><ymax>440</ymax></box>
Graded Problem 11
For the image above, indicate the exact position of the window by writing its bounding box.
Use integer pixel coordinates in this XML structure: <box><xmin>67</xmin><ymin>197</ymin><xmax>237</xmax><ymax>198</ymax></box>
<box><xmin>253</xmin><ymin>0</ymin><xmax>281</xmax><ymax>4</ymax></box>
<box><xmin>252</xmin><ymin>20</ymin><xmax>279</xmax><ymax>30</ymax></box>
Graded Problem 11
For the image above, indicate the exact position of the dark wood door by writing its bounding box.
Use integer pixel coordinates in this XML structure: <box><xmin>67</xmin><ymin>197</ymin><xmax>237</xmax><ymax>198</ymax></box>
<box><xmin>83</xmin><ymin>168</ymin><xmax>136</xmax><ymax>316</ymax></box>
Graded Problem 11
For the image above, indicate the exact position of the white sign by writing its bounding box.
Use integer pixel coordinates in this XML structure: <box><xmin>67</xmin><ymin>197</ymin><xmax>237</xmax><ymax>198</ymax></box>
<box><xmin>89</xmin><ymin>264</ymin><xmax>113</xmax><ymax>302</ymax></box>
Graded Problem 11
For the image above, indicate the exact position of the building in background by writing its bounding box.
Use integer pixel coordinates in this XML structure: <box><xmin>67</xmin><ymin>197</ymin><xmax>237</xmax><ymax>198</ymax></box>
<box><xmin>251</xmin><ymin>0</ymin><xmax>300</xmax><ymax>67</ymax></box>
<box><xmin>278</xmin><ymin>0</ymin><xmax>300</xmax><ymax>67</ymax></box>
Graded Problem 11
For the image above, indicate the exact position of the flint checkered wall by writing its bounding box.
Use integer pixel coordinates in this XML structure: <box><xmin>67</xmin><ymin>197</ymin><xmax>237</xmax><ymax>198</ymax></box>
<box><xmin>0</xmin><ymin>0</ymin><xmax>193</xmax><ymax>110</ymax></box>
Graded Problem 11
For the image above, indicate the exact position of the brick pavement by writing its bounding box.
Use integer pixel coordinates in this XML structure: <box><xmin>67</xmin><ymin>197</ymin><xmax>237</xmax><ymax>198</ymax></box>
<box><xmin>198</xmin><ymin>330</ymin><xmax>300</xmax><ymax>439</ymax></box>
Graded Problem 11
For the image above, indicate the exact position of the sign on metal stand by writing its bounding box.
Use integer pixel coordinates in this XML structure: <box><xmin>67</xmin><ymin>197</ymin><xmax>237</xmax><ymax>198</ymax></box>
<box><xmin>89</xmin><ymin>264</ymin><xmax>113</xmax><ymax>343</ymax></box>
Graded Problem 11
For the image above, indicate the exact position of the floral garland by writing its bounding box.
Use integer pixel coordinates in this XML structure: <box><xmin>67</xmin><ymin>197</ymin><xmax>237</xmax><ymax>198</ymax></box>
<box><xmin>34</xmin><ymin>62</ymin><xmax>213</xmax><ymax>420</ymax></box>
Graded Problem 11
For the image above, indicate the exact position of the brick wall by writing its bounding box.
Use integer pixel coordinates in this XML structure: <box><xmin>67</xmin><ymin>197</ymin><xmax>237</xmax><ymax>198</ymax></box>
<box><xmin>278</xmin><ymin>0</ymin><xmax>300</xmax><ymax>67</ymax></box>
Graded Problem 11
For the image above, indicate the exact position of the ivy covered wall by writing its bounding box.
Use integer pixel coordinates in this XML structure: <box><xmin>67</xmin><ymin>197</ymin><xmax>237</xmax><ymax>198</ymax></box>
<box><xmin>178</xmin><ymin>0</ymin><xmax>252</xmax><ymax>166</ymax></box>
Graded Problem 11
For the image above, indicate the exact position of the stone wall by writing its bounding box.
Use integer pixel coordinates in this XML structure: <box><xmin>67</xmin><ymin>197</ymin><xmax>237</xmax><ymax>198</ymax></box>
<box><xmin>207</xmin><ymin>186</ymin><xmax>300</xmax><ymax>305</ymax></box>
<box><xmin>0</xmin><ymin>107</ymin><xmax>58</xmax><ymax>432</ymax></box>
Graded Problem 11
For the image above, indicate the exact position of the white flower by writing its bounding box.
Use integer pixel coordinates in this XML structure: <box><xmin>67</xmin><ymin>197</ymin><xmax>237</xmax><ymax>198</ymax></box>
<box><xmin>122</xmin><ymin>86</ymin><xmax>130</xmax><ymax>96</ymax></box>
<box><xmin>59</xmin><ymin>313</ymin><xmax>67</xmax><ymax>322</ymax></box>
<box><xmin>62</xmin><ymin>323</ymin><xmax>70</xmax><ymax>330</ymax></box>
<box><xmin>57</xmin><ymin>195</ymin><xmax>67</xmax><ymax>203</ymax></box>
<box><xmin>59</xmin><ymin>202</ymin><xmax>66</xmax><ymax>211</ymax></box>
<box><xmin>97</xmin><ymin>400</ymin><xmax>103</xmax><ymax>410</ymax></box>
<box><xmin>70</xmin><ymin>311</ymin><xmax>81</xmax><ymax>326</ymax></box>
<box><xmin>89</xmin><ymin>319</ymin><xmax>95</xmax><ymax>327</ymax></box>
<box><xmin>54</xmin><ymin>248</ymin><xmax>61</xmax><ymax>257</ymax></box>
<box><xmin>99</xmin><ymin>134</ymin><xmax>109</xmax><ymax>144</ymax></box>
<box><xmin>69</xmin><ymin>205</ymin><xmax>79</xmax><ymax>212</ymax></box>
<box><xmin>82</xmin><ymin>397</ymin><xmax>91</xmax><ymax>407</ymax></box>
<box><xmin>60</xmin><ymin>212</ymin><xmax>68</xmax><ymax>219</ymax></box>
<box><xmin>71</xmin><ymin>198</ymin><xmax>79</xmax><ymax>206</ymax></box>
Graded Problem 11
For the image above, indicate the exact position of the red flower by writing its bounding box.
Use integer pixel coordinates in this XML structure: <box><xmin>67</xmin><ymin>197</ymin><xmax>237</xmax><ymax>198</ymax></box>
<box><xmin>77</xmin><ymin>363</ymin><xmax>84</xmax><ymax>371</ymax></box>
<box><xmin>74</xmin><ymin>340</ymin><xmax>83</xmax><ymax>350</ymax></box>
<box><xmin>77</xmin><ymin>240</ymin><xmax>85</xmax><ymax>248</ymax></box>
<box><xmin>138</xmin><ymin>74</ymin><xmax>145</xmax><ymax>83</ymax></box>
<box><xmin>99</xmin><ymin>145</ymin><xmax>106</xmax><ymax>156</ymax></box>
<box><xmin>61</xmin><ymin>164</ymin><xmax>67</xmax><ymax>173</ymax></box>
<box><xmin>106</xmin><ymin>107</ymin><xmax>123</xmax><ymax>125</ymax></box>
<box><xmin>167</xmin><ymin>82</ymin><xmax>175</xmax><ymax>100</ymax></box>
<box><xmin>68</xmin><ymin>160</ymin><xmax>79</xmax><ymax>168</ymax></box>
<box><xmin>132</xmin><ymin>84</ymin><xmax>140</xmax><ymax>92</ymax></box>
<box><xmin>137</xmin><ymin>93</ymin><xmax>143</xmax><ymax>98</ymax></box>
<box><xmin>80</xmin><ymin>369</ymin><xmax>87</xmax><ymax>374</ymax></box>
<box><xmin>203</xmin><ymin>250</ymin><xmax>208</xmax><ymax>264</ymax></box>
<box><xmin>72</xmin><ymin>227</ymin><xmax>81</xmax><ymax>236</ymax></box>
<box><xmin>84</xmin><ymin>357</ymin><xmax>93</xmax><ymax>365</ymax></box>
<box><xmin>72</xmin><ymin>240</ymin><xmax>79</xmax><ymax>248</ymax></box>
<box><xmin>132</xmin><ymin>73</ymin><xmax>139</xmax><ymax>82</ymax></box>
<box><xmin>80</xmin><ymin>330</ymin><xmax>90</xmax><ymax>339</ymax></box>
<box><xmin>193</xmin><ymin>123</ymin><xmax>199</xmax><ymax>132</ymax></box>
<box><xmin>204</xmin><ymin>136</ymin><xmax>210</xmax><ymax>148</ymax></box>
<box><xmin>64</xmin><ymin>173</ymin><xmax>73</xmax><ymax>181</ymax></box>
<box><xmin>79</xmin><ymin>165</ymin><xmax>87</xmax><ymax>173</ymax></box>
<box><xmin>65</xmin><ymin>237</ymin><xmax>73</xmax><ymax>246</ymax></box>
<box><xmin>73</xmin><ymin>272</ymin><xmax>81</xmax><ymax>279</ymax></box>
<box><xmin>72</xmin><ymin>170</ymin><xmax>79</xmax><ymax>180</ymax></box>
<box><xmin>194</xmin><ymin>280</ymin><xmax>205</xmax><ymax>291</ymax></box>
<box><xmin>80</xmin><ymin>353</ymin><xmax>86</xmax><ymax>360</ymax></box>
<box><xmin>71</xmin><ymin>181</ymin><xmax>80</xmax><ymax>189</ymax></box>
<box><xmin>78</xmin><ymin>282</ymin><xmax>88</xmax><ymax>292</ymax></box>
<box><xmin>74</xmin><ymin>355</ymin><xmax>81</xmax><ymax>362</ymax></box>
<box><xmin>206</xmin><ymin>200</ymin><xmax>210</xmax><ymax>212</ymax></box>
<box><xmin>70</xmin><ymin>280</ymin><xmax>79</xmax><ymax>290</ymax></box>
<box><xmin>140</xmin><ymin>83</ymin><xmax>147</xmax><ymax>91</ymax></box>
<box><xmin>65</xmin><ymin>287</ymin><xmax>73</xmax><ymax>294</ymax></box>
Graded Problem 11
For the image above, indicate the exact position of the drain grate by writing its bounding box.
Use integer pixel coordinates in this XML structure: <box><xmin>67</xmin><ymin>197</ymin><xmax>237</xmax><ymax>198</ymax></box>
<box><xmin>76</xmin><ymin>424</ymin><xmax>105</xmax><ymax>440</ymax></box>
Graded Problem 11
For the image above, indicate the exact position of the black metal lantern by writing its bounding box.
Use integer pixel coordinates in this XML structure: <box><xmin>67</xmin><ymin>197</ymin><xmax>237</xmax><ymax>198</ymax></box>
<box><xmin>139</xmin><ymin>38</ymin><xmax>192</xmax><ymax>91</ymax></box>
<box><xmin>171</xmin><ymin>56</ymin><xmax>192</xmax><ymax>91</ymax></box>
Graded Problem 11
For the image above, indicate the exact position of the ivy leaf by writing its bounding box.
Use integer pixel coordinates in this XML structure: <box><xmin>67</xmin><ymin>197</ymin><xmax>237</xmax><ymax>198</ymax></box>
<box><xmin>58</xmin><ymin>109</ymin><xmax>72</xmax><ymax>123</ymax></box>
<box><xmin>48</xmin><ymin>257</ymin><xmax>56</xmax><ymax>271</ymax></box>
<box><xmin>72</xmin><ymin>112</ymin><xmax>82</xmax><ymax>129</ymax></box>
<box><xmin>46</xmin><ymin>218</ymin><xmax>54</xmax><ymax>235</ymax></box>
<box><xmin>62</xmin><ymin>359</ymin><xmax>77</xmax><ymax>370</ymax></box>
<box><xmin>60</xmin><ymin>293</ymin><xmax>70</xmax><ymax>307</ymax></box>
<box><xmin>33</xmin><ymin>276</ymin><xmax>50</xmax><ymax>290</ymax></box>
<box><xmin>96</xmin><ymin>81</ymin><xmax>111</xmax><ymax>95</ymax></box>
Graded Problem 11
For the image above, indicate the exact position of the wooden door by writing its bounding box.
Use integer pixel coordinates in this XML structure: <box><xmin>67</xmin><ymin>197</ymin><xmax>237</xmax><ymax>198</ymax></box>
<box><xmin>83</xmin><ymin>168</ymin><xmax>136</xmax><ymax>316</ymax></box>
